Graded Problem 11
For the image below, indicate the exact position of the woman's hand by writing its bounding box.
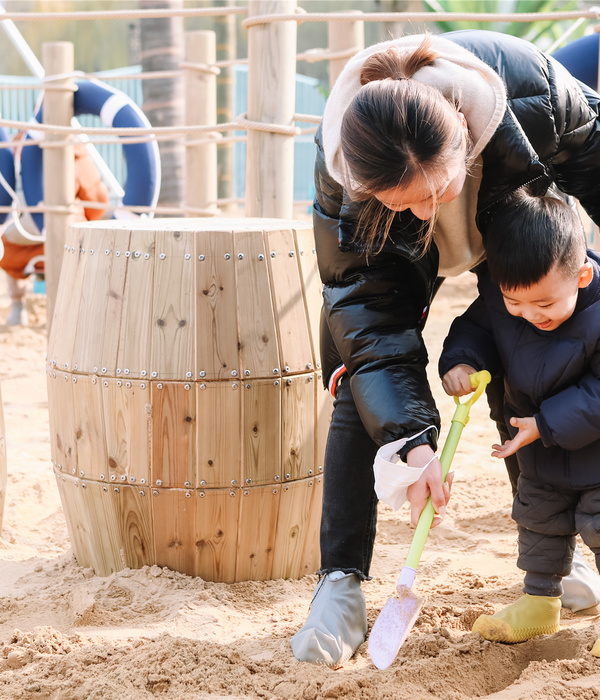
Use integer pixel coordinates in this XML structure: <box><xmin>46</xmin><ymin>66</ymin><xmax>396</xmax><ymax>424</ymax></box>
<box><xmin>491</xmin><ymin>416</ymin><xmax>540</xmax><ymax>458</ymax></box>
<box><xmin>442</xmin><ymin>364</ymin><xmax>477</xmax><ymax>397</ymax></box>
<box><xmin>405</xmin><ymin>444</ymin><xmax>453</xmax><ymax>528</ymax></box>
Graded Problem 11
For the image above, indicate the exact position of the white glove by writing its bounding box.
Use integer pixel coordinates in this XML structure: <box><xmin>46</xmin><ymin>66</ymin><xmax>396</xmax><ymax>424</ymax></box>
<box><xmin>373</xmin><ymin>427</ymin><xmax>437</xmax><ymax>510</ymax></box>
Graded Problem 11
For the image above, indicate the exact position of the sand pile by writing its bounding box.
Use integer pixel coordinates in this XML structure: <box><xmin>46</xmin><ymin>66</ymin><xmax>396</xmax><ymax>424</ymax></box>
<box><xmin>0</xmin><ymin>272</ymin><xmax>598</xmax><ymax>699</ymax></box>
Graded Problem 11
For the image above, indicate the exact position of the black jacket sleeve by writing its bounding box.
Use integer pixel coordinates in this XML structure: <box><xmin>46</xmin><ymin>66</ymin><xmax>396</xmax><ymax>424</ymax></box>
<box><xmin>314</xmin><ymin>131</ymin><xmax>441</xmax><ymax>447</ymax></box>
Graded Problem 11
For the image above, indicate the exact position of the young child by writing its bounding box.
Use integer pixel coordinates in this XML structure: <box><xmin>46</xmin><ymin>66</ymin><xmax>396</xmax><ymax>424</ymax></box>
<box><xmin>439</xmin><ymin>190</ymin><xmax>600</xmax><ymax>656</ymax></box>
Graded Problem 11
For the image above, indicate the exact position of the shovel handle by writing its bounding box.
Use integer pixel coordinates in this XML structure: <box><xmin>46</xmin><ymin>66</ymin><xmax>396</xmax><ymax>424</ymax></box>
<box><xmin>403</xmin><ymin>370</ymin><xmax>491</xmax><ymax>573</ymax></box>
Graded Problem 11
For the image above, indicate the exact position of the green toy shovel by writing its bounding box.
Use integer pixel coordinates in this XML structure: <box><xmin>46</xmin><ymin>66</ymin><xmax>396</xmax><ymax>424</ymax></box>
<box><xmin>368</xmin><ymin>370</ymin><xmax>491</xmax><ymax>670</ymax></box>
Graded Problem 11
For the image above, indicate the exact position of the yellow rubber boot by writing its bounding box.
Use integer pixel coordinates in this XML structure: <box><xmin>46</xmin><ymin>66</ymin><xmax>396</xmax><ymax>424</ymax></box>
<box><xmin>472</xmin><ymin>594</ymin><xmax>561</xmax><ymax>643</ymax></box>
<box><xmin>591</xmin><ymin>636</ymin><xmax>600</xmax><ymax>658</ymax></box>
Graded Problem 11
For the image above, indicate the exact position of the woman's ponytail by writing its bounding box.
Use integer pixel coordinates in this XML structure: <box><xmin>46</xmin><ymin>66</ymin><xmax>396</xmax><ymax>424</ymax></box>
<box><xmin>359</xmin><ymin>35</ymin><xmax>438</xmax><ymax>86</ymax></box>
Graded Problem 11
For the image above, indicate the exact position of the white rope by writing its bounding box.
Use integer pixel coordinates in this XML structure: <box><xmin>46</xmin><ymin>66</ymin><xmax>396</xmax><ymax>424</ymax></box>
<box><xmin>236</xmin><ymin>113</ymin><xmax>301</xmax><ymax>136</ymax></box>
<box><xmin>243</xmin><ymin>9</ymin><xmax>600</xmax><ymax>28</ymax></box>
<box><xmin>0</xmin><ymin>7</ymin><xmax>247</xmax><ymax>22</ymax></box>
<box><xmin>179</xmin><ymin>61</ymin><xmax>221</xmax><ymax>76</ymax></box>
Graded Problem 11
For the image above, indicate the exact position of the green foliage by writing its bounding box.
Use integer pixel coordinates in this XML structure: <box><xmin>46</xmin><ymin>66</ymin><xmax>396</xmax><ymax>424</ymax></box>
<box><xmin>423</xmin><ymin>0</ymin><xmax>588</xmax><ymax>51</ymax></box>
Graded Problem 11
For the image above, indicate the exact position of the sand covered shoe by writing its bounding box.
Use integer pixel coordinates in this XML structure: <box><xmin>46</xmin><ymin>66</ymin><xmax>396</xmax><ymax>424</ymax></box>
<box><xmin>472</xmin><ymin>594</ymin><xmax>561</xmax><ymax>643</ymax></box>
<box><xmin>290</xmin><ymin>571</ymin><xmax>368</xmax><ymax>666</ymax></box>
<box><xmin>561</xmin><ymin>546</ymin><xmax>600</xmax><ymax>612</ymax></box>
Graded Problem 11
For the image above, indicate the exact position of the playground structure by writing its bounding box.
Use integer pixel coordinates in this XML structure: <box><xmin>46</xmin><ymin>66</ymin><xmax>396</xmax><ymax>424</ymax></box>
<box><xmin>1</xmin><ymin>2</ymin><xmax>600</xmax><ymax>580</ymax></box>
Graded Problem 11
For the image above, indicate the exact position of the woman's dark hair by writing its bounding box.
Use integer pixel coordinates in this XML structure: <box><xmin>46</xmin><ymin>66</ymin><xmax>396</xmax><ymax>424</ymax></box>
<box><xmin>486</xmin><ymin>189</ymin><xmax>586</xmax><ymax>290</ymax></box>
<box><xmin>340</xmin><ymin>36</ymin><xmax>470</xmax><ymax>251</ymax></box>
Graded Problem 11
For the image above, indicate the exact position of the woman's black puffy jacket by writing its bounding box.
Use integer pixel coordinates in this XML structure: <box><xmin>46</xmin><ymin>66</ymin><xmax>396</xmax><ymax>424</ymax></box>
<box><xmin>315</xmin><ymin>30</ymin><xmax>600</xmax><ymax>449</ymax></box>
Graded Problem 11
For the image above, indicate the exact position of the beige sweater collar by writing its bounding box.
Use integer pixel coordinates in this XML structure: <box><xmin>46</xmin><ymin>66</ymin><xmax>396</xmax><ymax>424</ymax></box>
<box><xmin>322</xmin><ymin>34</ymin><xmax>507</xmax><ymax>190</ymax></box>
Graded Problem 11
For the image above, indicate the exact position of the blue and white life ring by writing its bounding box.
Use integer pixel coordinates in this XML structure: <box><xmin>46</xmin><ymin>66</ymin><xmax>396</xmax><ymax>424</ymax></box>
<box><xmin>0</xmin><ymin>126</ymin><xmax>15</xmax><ymax>226</ymax></box>
<box><xmin>21</xmin><ymin>78</ymin><xmax>161</xmax><ymax>233</ymax></box>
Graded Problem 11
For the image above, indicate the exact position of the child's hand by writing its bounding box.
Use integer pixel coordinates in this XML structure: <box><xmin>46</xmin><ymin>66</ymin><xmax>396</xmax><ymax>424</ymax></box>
<box><xmin>442</xmin><ymin>364</ymin><xmax>477</xmax><ymax>397</ymax></box>
<box><xmin>491</xmin><ymin>416</ymin><xmax>540</xmax><ymax>458</ymax></box>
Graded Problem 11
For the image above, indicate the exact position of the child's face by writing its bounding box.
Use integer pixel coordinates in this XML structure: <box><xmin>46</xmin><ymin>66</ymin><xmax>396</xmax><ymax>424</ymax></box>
<box><xmin>501</xmin><ymin>262</ymin><xmax>593</xmax><ymax>332</ymax></box>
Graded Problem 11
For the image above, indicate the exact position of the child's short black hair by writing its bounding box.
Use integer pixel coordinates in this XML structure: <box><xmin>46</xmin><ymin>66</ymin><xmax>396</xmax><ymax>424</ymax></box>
<box><xmin>485</xmin><ymin>189</ymin><xmax>586</xmax><ymax>290</ymax></box>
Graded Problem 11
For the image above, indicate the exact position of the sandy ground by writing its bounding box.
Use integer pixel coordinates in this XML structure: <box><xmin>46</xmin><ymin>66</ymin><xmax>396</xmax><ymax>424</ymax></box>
<box><xmin>0</xmin><ymin>269</ymin><xmax>599</xmax><ymax>700</ymax></box>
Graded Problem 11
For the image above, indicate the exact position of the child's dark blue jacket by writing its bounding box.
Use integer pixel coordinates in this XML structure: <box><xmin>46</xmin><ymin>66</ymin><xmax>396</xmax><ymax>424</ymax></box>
<box><xmin>439</xmin><ymin>251</ymin><xmax>600</xmax><ymax>490</ymax></box>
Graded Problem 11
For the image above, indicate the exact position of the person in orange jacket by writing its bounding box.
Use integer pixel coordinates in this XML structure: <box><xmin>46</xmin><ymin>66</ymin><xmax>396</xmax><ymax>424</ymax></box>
<box><xmin>1</xmin><ymin>141</ymin><xmax>110</xmax><ymax>326</ymax></box>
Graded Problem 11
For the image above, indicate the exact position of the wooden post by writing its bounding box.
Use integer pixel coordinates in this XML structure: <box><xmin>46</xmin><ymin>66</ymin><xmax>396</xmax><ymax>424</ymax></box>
<box><xmin>328</xmin><ymin>11</ymin><xmax>364</xmax><ymax>90</ymax></box>
<box><xmin>184</xmin><ymin>30</ymin><xmax>218</xmax><ymax>216</ymax></box>
<box><xmin>42</xmin><ymin>42</ymin><xmax>74</xmax><ymax>333</ymax></box>
<box><xmin>245</xmin><ymin>0</ymin><xmax>297</xmax><ymax>219</ymax></box>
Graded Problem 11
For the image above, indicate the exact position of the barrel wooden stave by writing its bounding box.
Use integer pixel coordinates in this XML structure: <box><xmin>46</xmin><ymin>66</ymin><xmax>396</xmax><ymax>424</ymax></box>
<box><xmin>48</xmin><ymin>218</ymin><xmax>332</xmax><ymax>581</ymax></box>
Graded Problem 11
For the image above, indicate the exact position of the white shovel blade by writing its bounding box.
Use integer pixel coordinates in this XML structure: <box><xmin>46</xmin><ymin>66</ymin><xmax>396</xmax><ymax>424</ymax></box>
<box><xmin>368</xmin><ymin>586</ymin><xmax>423</xmax><ymax>670</ymax></box>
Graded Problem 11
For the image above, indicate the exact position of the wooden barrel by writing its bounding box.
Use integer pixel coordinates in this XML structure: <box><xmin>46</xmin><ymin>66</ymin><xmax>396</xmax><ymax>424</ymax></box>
<box><xmin>47</xmin><ymin>218</ymin><xmax>332</xmax><ymax>582</ymax></box>
<box><xmin>0</xmin><ymin>383</ymin><xmax>5</xmax><ymax>534</ymax></box>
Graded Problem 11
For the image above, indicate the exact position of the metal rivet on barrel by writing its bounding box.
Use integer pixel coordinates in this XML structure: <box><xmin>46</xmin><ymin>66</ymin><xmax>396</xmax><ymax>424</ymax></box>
<box><xmin>286</xmin><ymin>379</ymin><xmax>292</xmax><ymax>386</ymax></box>
<box><xmin>64</xmin><ymin>244</ymin><xmax>68</xmax><ymax>250</ymax></box>
<box><xmin>110</xmin><ymin>474</ymin><xmax>116</xmax><ymax>481</ymax></box>
<box><xmin>237</xmin><ymin>253</ymin><xmax>243</xmax><ymax>260</ymax></box>
<box><xmin>73</xmin><ymin>364</ymin><xmax>78</xmax><ymax>370</ymax></box>
<box><xmin>64</xmin><ymin>375</ymin><xmax>68</xmax><ymax>382</ymax></box>
<box><xmin>199</xmin><ymin>371</ymin><xmax>206</xmax><ymax>378</ymax></box>
<box><xmin>125</xmin><ymin>251</ymin><xmax>131</xmax><ymax>257</ymax></box>
<box><xmin>124</xmin><ymin>369</ymin><xmax>130</xmax><ymax>375</ymax></box>
<box><xmin>318</xmin><ymin>465</ymin><xmax>323</xmax><ymax>471</ymax></box>
<box><xmin>140</xmin><ymin>478</ymin><xmax>146</xmax><ymax>485</ymax></box>
<box><xmin>312</xmin><ymin>248</ymin><xmax>316</xmax><ymax>254</ymax></box>
<box><xmin>272</xmin><ymin>489</ymin><xmax>278</xmax><ymax>494</ymax></box>
<box><xmin>117</xmin><ymin>380</ymin><xmax>122</xmax><ymax>387</ymax></box>
<box><xmin>245</xmin><ymin>383</ymin><xmax>251</xmax><ymax>389</ymax></box>
<box><xmin>102</xmin><ymin>367</ymin><xmax>107</xmax><ymax>374</ymax></box>
<box><xmin>184</xmin><ymin>253</ymin><xmax>191</xmax><ymax>260</ymax></box>
<box><xmin>308</xmin><ymin>469</ymin><xmax>313</xmax><ymax>475</ymax></box>
<box><xmin>151</xmin><ymin>371</ymin><xmax>158</xmax><ymax>378</ymax></box>
<box><xmin>157</xmin><ymin>383</ymin><xmax>163</xmax><ymax>389</ymax></box>
<box><xmin>198</xmin><ymin>254</ymin><xmax>205</xmax><ymax>261</ymax></box>
<box><xmin>284</xmin><ymin>485</ymin><xmax>289</xmax><ymax>491</ymax></box>
<box><xmin>134</xmin><ymin>251</ymin><xmax>140</xmax><ymax>258</ymax></box>
<box><xmin>184</xmin><ymin>384</ymin><xmax>190</xmax><ymax>390</ymax></box>
<box><xmin>52</xmin><ymin>360</ymin><xmax>57</xmax><ymax>366</ymax></box>
<box><xmin>105</xmin><ymin>249</ymin><xmax>110</xmax><ymax>255</ymax></box>
<box><xmin>116</xmin><ymin>368</ymin><xmax>122</xmax><ymax>375</ymax></box>
<box><xmin>200</xmin><ymin>491</ymin><xmax>205</xmax><ymax>497</ymax></box>
<box><xmin>185</xmin><ymin>492</ymin><xmax>191</xmax><ymax>498</ymax></box>
<box><xmin>284</xmin><ymin>366</ymin><xmax>290</xmax><ymax>373</ymax></box>
<box><xmin>103</xmin><ymin>486</ymin><xmax>108</xmax><ymax>492</ymax></box>
<box><xmin>244</xmin><ymin>370</ymin><xmax>250</xmax><ymax>377</ymax></box>
<box><xmin>81</xmin><ymin>248</ymin><xmax>85</xmax><ymax>254</ymax></box>
<box><xmin>273</xmin><ymin>380</ymin><xmax>279</xmax><ymax>386</ymax></box>
<box><xmin>231</xmin><ymin>479</ymin><xmax>237</xmax><ymax>486</ymax></box>
<box><xmin>244</xmin><ymin>489</ymin><xmax>250</xmax><ymax>496</ymax></box>
<box><xmin>140</xmin><ymin>490</ymin><xmax>145</xmax><ymax>496</ymax></box>
<box><xmin>274</xmin><ymin>475</ymin><xmax>280</xmax><ymax>481</ymax></box>
<box><xmin>57</xmin><ymin>464</ymin><xmax>63</xmax><ymax>471</ymax></box>
<box><xmin>184</xmin><ymin>481</ymin><xmax>191</xmax><ymax>487</ymax></box>
<box><xmin>232</xmin><ymin>383</ymin><xmax>238</xmax><ymax>390</ymax></box>
<box><xmin>285</xmin><ymin>473</ymin><xmax>291</xmax><ymax>480</ymax></box>
<box><xmin>186</xmin><ymin>371</ymin><xmax>192</xmax><ymax>378</ymax></box>
<box><xmin>271</xmin><ymin>251</ymin><xmax>276</xmax><ymax>258</ymax></box>
<box><xmin>306</xmin><ymin>363</ymin><xmax>313</xmax><ymax>370</ymax></box>
<box><xmin>120</xmin><ymin>475</ymin><xmax>126</xmax><ymax>481</ymax></box>
<box><xmin>152</xmin><ymin>490</ymin><xmax>159</xmax><ymax>496</ymax></box>
<box><xmin>64</xmin><ymin>362</ymin><xmax>69</xmax><ymax>369</ymax></box>
<box><xmin>93</xmin><ymin>366</ymin><xmax>98</xmax><ymax>373</ymax></box>
<box><xmin>273</xmin><ymin>368</ymin><xmax>279</xmax><ymax>375</ymax></box>
<box><xmin>89</xmin><ymin>249</ymin><xmax>94</xmax><ymax>255</ymax></box>
<box><xmin>224</xmin><ymin>253</ymin><xmax>231</xmax><ymax>260</ymax></box>
<box><xmin>72</xmin><ymin>376</ymin><xmax>77</xmax><ymax>383</ymax></box>
<box><xmin>230</xmin><ymin>491</ymin><xmax>236</xmax><ymax>497</ymax></box>
<box><xmin>141</xmin><ymin>370</ymin><xmax>147</xmax><ymax>377</ymax></box>
<box><xmin>309</xmin><ymin>480</ymin><xmax>314</xmax><ymax>486</ymax></box>
<box><xmin>156</xmin><ymin>480</ymin><xmax>162</xmax><ymax>486</ymax></box>
<box><xmin>317</xmin><ymin>476</ymin><xmax>322</xmax><ymax>483</ymax></box>
<box><xmin>140</xmin><ymin>382</ymin><xmax>146</xmax><ymax>389</ymax></box>
<box><xmin>200</xmin><ymin>383</ymin><xmax>206</xmax><ymax>390</ymax></box>
<box><xmin>72</xmin><ymin>468</ymin><xmax>76</xmax><ymax>475</ymax></box>
<box><xmin>200</xmin><ymin>480</ymin><xmax>206</xmax><ymax>486</ymax></box>
<box><xmin>144</xmin><ymin>253</ymin><xmax>150</xmax><ymax>259</ymax></box>
<box><xmin>79</xmin><ymin>470</ymin><xmax>84</xmax><ymax>477</ymax></box>
<box><xmin>159</xmin><ymin>253</ymin><xmax>166</xmax><ymax>259</ymax></box>
<box><xmin>114</xmin><ymin>487</ymin><xmax>120</xmax><ymax>493</ymax></box>
<box><xmin>115</xmin><ymin>250</ymin><xmax>121</xmax><ymax>257</ymax></box>
<box><xmin>125</xmin><ymin>382</ymin><xmax>131</xmax><ymax>388</ymax></box>
<box><xmin>289</xmin><ymin>251</ymin><xmax>295</xmax><ymax>257</ymax></box>
<box><xmin>53</xmin><ymin>372</ymin><xmax>56</xmax><ymax>378</ymax></box>
<box><xmin>100</xmin><ymin>473</ymin><xmax>105</xmax><ymax>480</ymax></box>
<box><xmin>258</xmin><ymin>254</ymin><xmax>264</xmax><ymax>261</ymax></box>
<box><xmin>300</xmin><ymin>249</ymin><xmax>304</xmax><ymax>255</ymax></box>
<box><xmin>130</xmin><ymin>476</ymin><xmax>136</xmax><ymax>483</ymax></box>
<box><xmin>317</xmin><ymin>363</ymin><xmax>321</xmax><ymax>370</ymax></box>
<box><xmin>81</xmin><ymin>483</ymin><xmax>86</xmax><ymax>489</ymax></box>
<box><xmin>246</xmin><ymin>478</ymin><xmax>252</xmax><ymax>485</ymax></box>
<box><xmin>231</xmin><ymin>370</ymin><xmax>238</xmax><ymax>377</ymax></box>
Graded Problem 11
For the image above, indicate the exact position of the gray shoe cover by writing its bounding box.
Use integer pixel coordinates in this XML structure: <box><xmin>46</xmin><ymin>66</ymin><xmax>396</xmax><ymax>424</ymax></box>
<box><xmin>290</xmin><ymin>572</ymin><xmax>368</xmax><ymax>666</ymax></box>
<box><xmin>561</xmin><ymin>545</ymin><xmax>600</xmax><ymax>612</ymax></box>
